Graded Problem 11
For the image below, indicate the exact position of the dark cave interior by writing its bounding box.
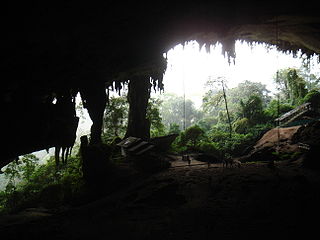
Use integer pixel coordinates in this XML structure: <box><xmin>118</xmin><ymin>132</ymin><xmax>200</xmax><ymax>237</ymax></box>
<box><xmin>3</xmin><ymin>1</ymin><xmax>320</xmax><ymax>166</ymax></box>
<box><xmin>2</xmin><ymin>2</ymin><xmax>320</xmax><ymax>238</ymax></box>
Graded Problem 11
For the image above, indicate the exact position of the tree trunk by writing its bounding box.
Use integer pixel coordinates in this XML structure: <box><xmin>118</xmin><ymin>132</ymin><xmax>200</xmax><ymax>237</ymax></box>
<box><xmin>222</xmin><ymin>82</ymin><xmax>232</xmax><ymax>138</ymax></box>
<box><xmin>125</xmin><ymin>76</ymin><xmax>151</xmax><ymax>140</ymax></box>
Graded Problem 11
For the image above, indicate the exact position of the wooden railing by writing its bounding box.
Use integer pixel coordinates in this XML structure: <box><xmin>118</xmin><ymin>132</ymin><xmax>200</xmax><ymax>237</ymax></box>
<box><xmin>275</xmin><ymin>102</ymin><xmax>312</xmax><ymax>126</ymax></box>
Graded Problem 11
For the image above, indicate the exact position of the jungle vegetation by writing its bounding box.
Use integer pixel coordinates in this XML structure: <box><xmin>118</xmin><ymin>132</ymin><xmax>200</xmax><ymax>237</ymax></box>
<box><xmin>1</xmin><ymin>66</ymin><xmax>319</xmax><ymax>213</ymax></box>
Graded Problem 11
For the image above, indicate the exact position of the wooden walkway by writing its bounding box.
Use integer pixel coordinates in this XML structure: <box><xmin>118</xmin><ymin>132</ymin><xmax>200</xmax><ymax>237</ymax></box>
<box><xmin>275</xmin><ymin>102</ymin><xmax>312</xmax><ymax>126</ymax></box>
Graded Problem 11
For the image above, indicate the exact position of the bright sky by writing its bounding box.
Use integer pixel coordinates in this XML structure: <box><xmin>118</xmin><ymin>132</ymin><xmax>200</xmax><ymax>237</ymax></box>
<box><xmin>158</xmin><ymin>40</ymin><xmax>320</xmax><ymax>108</ymax></box>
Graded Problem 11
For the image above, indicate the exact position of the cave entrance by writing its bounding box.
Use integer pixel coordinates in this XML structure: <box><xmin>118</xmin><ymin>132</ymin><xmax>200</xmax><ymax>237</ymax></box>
<box><xmin>156</xmin><ymin>40</ymin><xmax>320</xmax><ymax>131</ymax></box>
<box><xmin>149</xmin><ymin>40</ymin><xmax>320</xmax><ymax>167</ymax></box>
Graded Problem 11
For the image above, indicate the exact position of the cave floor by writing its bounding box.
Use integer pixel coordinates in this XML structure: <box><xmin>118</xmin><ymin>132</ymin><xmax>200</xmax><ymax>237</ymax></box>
<box><xmin>1</xmin><ymin>159</ymin><xmax>320</xmax><ymax>240</ymax></box>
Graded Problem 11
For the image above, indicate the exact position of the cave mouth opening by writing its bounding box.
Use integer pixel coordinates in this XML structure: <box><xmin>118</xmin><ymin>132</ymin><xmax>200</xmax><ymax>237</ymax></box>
<box><xmin>152</xmin><ymin>39</ymin><xmax>320</xmax><ymax>137</ymax></box>
<box><xmin>4</xmin><ymin>40</ymin><xmax>319</xmax><ymax>173</ymax></box>
<box><xmin>159</xmin><ymin>40</ymin><xmax>320</xmax><ymax>108</ymax></box>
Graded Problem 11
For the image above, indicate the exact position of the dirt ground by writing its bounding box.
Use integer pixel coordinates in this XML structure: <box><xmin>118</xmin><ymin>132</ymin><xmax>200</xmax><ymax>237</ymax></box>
<box><xmin>1</xmin><ymin>157</ymin><xmax>320</xmax><ymax>240</ymax></box>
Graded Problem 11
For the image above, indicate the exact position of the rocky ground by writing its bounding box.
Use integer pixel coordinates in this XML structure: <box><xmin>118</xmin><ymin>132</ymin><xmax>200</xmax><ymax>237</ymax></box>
<box><xmin>1</xmin><ymin>158</ymin><xmax>320</xmax><ymax>240</ymax></box>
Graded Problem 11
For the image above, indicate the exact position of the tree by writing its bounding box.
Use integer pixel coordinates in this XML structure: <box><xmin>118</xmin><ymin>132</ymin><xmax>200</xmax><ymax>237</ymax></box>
<box><xmin>238</xmin><ymin>95</ymin><xmax>265</xmax><ymax>126</ymax></box>
<box><xmin>168</xmin><ymin>123</ymin><xmax>181</xmax><ymax>134</ymax></box>
<box><xmin>233</xmin><ymin>117</ymin><xmax>249</xmax><ymax>134</ymax></box>
<box><xmin>275</xmin><ymin>68</ymin><xmax>308</xmax><ymax>105</ymax></box>
<box><xmin>160</xmin><ymin>93</ymin><xmax>202</xmax><ymax>130</ymax></box>
<box><xmin>303</xmin><ymin>90</ymin><xmax>320</xmax><ymax>109</ymax></box>
<box><xmin>196</xmin><ymin>116</ymin><xmax>218</xmax><ymax>132</ymax></box>
<box><xmin>18</xmin><ymin>154</ymin><xmax>39</xmax><ymax>182</ymax></box>
<box><xmin>147</xmin><ymin>98</ymin><xmax>166</xmax><ymax>137</ymax></box>
<box><xmin>202</xmin><ymin>87</ymin><xmax>223</xmax><ymax>115</ymax></box>
<box><xmin>228</xmin><ymin>80</ymin><xmax>271</xmax><ymax>107</ymax></box>
<box><xmin>264</xmin><ymin>99</ymin><xmax>293</xmax><ymax>120</ymax></box>
<box><xmin>202</xmin><ymin>79</ymin><xmax>272</xmax><ymax>135</ymax></box>
<box><xmin>181</xmin><ymin>125</ymin><xmax>205</xmax><ymax>148</ymax></box>
<box><xmin>287</xmin><ymin>69</ymin><xmax>308</xmax><ymax>103</ymax></box>
<box><xmin>3</xmin><ymin>154</ymin><xmax>39</xmax><ymax>193</ymax></box>
<box><xmin>204</xmin><ymin>76</ymin><xmax>232</xmax><ymax>138</ymax></box>
<box><xmin>3</xmin><ymin>160</ymin><xmax>20</xmax><ymax>193</ymax></box>
<box><xmin>103</xmin><ymin>94</ymin><xmax>165</xmax><ymax>139</ymax></box>
<box><xmin>299</xmin><ymin>56</ymin><xmax>320</xmax><ymax>91</ymax></box>
<box><xmin>103</xmin><ymin>95</ymin><xmax>128</xmax><ymax>138</ymax></box>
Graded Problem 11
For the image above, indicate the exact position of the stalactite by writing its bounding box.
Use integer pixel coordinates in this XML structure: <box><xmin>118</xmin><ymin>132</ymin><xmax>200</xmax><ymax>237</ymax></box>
<box><xmin>125</xmin><ymin>76</ymin><xmax>151</xmax><ymax>139</ymax></box>
<box><xmin>205</xmin><ymin>43</ymin><xmax>211</xmax><ymax>54</ymax></box>
<box><xmin>80</xmin><ymin>80</ymin><xmax>107</xmax><ymax>144</ymax></box>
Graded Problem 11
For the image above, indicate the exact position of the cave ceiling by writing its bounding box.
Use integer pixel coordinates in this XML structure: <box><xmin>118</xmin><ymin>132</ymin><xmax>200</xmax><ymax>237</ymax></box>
<box><xmin>4</xmin><ymin>2</ymin><xmax>320</xmax><ymax>96</ymax></box>
<box><xmin>2</xmin><ymin>1</ymin><xmax>320</xmax><ymax>163</ymax></box>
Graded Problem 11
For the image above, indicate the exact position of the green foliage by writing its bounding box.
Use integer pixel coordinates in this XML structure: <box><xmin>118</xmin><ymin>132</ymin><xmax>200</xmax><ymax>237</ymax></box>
<box><xmin>210</xmin><ymin>122</ymin><xmax>230</xmax><ymax>132</ymax></box>
<box><xmin>264</xmin><ymin>99</ymin><xmax>294</xmax><ymax>120</ymax></box>
<box><xmin>207</xmin><ymin>130</ymin><xmax>255</xmax><ymax>157</ymax></box>
<box><xmin>19</xmin><ymin>154</ymin><xmax>39</xmax><ymax>182</ymax></box>
<box><xmin>209</xmin><ymin>129</ymin><xmax>231</xmax><ymax>142</ymax></box>
<box><xmin>147</xmin><ymin>98</ymin><xmax>166</xmax><ymax>137</ymax></box>
<box><xmin>233</xmin><ymin>118</ymin><xmax>249</xmax><ymax>134</ymax></box>
<box><xmin>238</xmin><ymin>95</ymin><xmax>265</xmax><ymax>126</ymax></box>
<box><xmin>168</xmin><ymin>123</ymin><xmax>181</xmax><ymax>134</ymax></box>
<box><xmin>217</xmin><ymin>110</ymin><xmax>236</xmax><ymax>125</ymax></box>
<box><xmin>202</xmin><ymin>79</ymin><xmax>274</xmax><ymax>138</ymax></box>
<box><xmin>228</xmin><ymin>80</ymin><xmax>271</xmax><ymax>107</ymax></box>
<box><xmin>0</xmin><ymin>191</ymin><xmax>6</xmax><ymax>212</ymax></box>
<box><xmin>103</xmin><ymin>96</ymin><xmax>128</xmax><ymax>138</ymax></box>
<box><xmin>170</xmin><ymin>122</ymin><xmax>260</xmax><ymax>158</ymax></box>
<box><xmin>204</xmin><ymin>76</ymin><xmax>233</xmax><ymax>137</ymax></box>
<box><xmin>287</xmin><ymin>69</ymin><xmax>308</xmax><ymax>103</ymax></box>
<box><xmin>2</xmin><ymin>154</ymin><xmax>40</xmax><ymax>194</ymax></box>
<box><xmin>196</xmin><ymin>117</ymin><xmax>218</xmax><ymax>132</ymax></box>
<box><xmin>198</xmin><ymin>141</ymin><xmax>220</xmax><ymax>156</ymax></box>
<box><xmin>169</xmin><ymin>135</ymin><xmax>187</xmax><ymax>153</ymax></box>
<box><xmin>202</xmin><ymin>90</ymin><xmax>224</xmax><ymax>114</ymax></box>
<box><xmin>303</xmin><ymin>90</ymin><xmax>320</xmax><ymax>108</ymax></box>
<box><xmin>180</xmin><ymin>125</ymin><xmax>205</xmax><ymax>148</ymax></box>
<box><xmin>275</xmin><ymin>68</ymin><xmax>308</xmax><ymax>105</ymax></box>
<box><xmin>203</xmin><ymin>80</ymin><xmax>271</xmax><ymax>116</ymax></box>
<box><xmin>103</xmin><ymin>95</ymin><xmax>166</xmax><ymax>139</ymax></box>
<box><xmin>3</xmin><ymin>161</ymin><xmax>20</xmax><ymax>194</ymax></box>
<box><xmin>0</xmin><ymin>154</ymin><xmax>84</xmax><ymax>213</ymax></box>
<box><xmin>246</xmin><ymin>123</ymin><xmax>273</xmax><ymax>136</ymax></box>
<box><xmin>160</xmin><ymin>93</ymin><xmax>202</xmax><ymax>130</ymax></box>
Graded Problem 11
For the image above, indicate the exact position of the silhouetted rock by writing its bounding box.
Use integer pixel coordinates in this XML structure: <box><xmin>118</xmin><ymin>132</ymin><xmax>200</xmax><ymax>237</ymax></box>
<box><xmin>80</xmin><ymin>135</ymin><xmax>113</xmax><ymax>184</ymax></box>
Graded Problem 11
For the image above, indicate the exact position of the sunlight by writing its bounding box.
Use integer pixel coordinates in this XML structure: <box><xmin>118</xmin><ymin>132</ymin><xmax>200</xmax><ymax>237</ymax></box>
<box><xmin>75</xmin><ymin>93</ymin><xmax>92</xmax><ymax>140</ymax></box>
<box><xmin>161</xmin><ymin>40</ymin><xmax>319</xmax><ymax>108</ymax></box>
